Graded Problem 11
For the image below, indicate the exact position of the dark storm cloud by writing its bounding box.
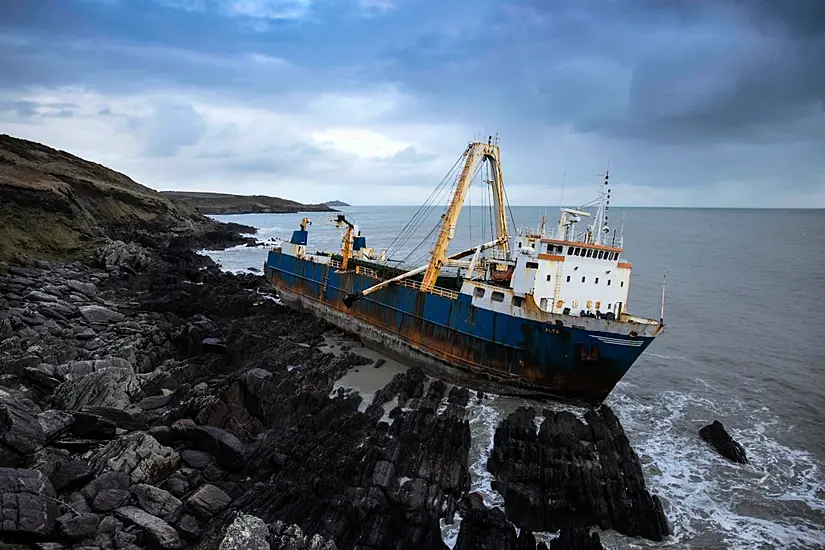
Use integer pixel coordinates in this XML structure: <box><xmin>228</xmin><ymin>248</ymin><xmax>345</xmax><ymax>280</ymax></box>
<box><xmin>486</xmin><ymin>0</ymin><xmax>825</xmax><ymax>144</ymax></box>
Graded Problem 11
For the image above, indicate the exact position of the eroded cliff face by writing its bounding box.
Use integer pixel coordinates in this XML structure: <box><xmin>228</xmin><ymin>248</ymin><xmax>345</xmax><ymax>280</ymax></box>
<box><xmin>0</xmin><ymin>134</ymin><xmax>243</xmax><ymax>264</ymax></box>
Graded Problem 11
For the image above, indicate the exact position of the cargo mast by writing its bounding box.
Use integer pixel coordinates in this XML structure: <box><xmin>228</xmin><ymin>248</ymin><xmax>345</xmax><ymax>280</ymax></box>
<box><xmin>421</xmin><ymin>137</ymin><xmax>509</xmax><ymax>292</ymax></box>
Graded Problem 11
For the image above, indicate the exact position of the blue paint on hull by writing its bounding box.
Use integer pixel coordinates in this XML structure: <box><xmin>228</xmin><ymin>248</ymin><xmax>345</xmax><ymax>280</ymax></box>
<box><xmin>265</xmin><ymin>251</ymin><xmax>655</xmax><ymax>404</ymax></box>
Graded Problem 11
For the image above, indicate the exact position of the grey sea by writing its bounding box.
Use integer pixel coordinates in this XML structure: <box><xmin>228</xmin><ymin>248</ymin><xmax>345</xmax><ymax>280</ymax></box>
<box><xmin>205</xmin><ymin>206</ymin><xmax>825</xmax><ymax>550</ymax></box>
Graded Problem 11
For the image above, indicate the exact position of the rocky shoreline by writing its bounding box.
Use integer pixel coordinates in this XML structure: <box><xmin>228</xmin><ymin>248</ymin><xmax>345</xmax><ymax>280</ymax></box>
<box><xmin>0</xmin><ymin>235</ymin><xmax>670</xmax><ymax>549</ymax></box>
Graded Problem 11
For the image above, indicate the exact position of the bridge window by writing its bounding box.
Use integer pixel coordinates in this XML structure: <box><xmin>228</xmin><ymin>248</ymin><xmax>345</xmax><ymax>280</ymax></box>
<box><xmin>512</xmin><ymin>296</ymin><xmax>524</xmax><ymax>307</ymax></box>
<box><xmin>567</xmin><ymin>247</ymin><xmax>574</xmax><ymax>255</ymax></box>
<box><xmin>473</xmin><ymin>287</ymin><xmax>485</xmax><ymax>298</ymax></box>
<box><xmin>595</xmin><ymin>277</ymin><xmax>599</xmax><ymax>284</ymax></box>
<box><xmin>598</xmin><ymin>251</ymin><xmax>604</xmax><ymax>259</ymax></box>
<box><xmin>526</xmin><ymin>261</ymin><xmax>539</xmax><ymax>269</ymax></box>
<box><xmin>491</xmin><ymin>291</ymin><xmax>505</xmax><ymax>302</ymax></box>
<box><xmin>546</xmin><ymin>274</ymin><xmax>551</xmax><ymax>281</ymax></box>
<box><xmin>587</xmin><ymin>249</ymin><xmax>593</xmax><ymax>258</ymax></box>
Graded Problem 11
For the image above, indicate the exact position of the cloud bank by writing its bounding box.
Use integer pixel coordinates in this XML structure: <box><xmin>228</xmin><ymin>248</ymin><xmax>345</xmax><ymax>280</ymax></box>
<box><xmin>0</xmin><ymin>0</ymin><xmax>822</xmax><ymax>206</ymax></box>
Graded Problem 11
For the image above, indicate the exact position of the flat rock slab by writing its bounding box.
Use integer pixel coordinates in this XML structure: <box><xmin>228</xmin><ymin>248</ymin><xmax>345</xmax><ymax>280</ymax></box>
<box><xmin>116</xmin><ymin>505</ymin><xmax>183</xmax><ymax>550</ymax></box>
<box><xmin>186</xmin><ymin>484</ymin><xmax>232</xmax><ymax>520</ymax></box>
<box><xmin>79</xmin><ymin>305</ymin><xmax>125</xmax><ymax>324</ymax></box>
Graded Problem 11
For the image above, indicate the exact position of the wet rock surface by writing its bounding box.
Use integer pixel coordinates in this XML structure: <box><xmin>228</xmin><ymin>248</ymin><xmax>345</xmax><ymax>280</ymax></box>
<box><xmin>487</xmin><ymin>406</ymin><xmax>670</xmax><ymax>541</ymax></box>
<box><xmin>0</xmin><ymin>236</ymin><xmax>667</xmax><ymax>548</ymax></box>
<box><xmin>699</xmin><ymin>420</ymin><xmax>749</xmax><ymax>464</ymax></box>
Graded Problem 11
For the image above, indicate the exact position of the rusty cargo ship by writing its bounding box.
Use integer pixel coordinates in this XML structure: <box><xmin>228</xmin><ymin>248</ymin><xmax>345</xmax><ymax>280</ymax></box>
<box><xmin>264</xmin><ymin>138</ymin><xmax>665</xmax><ymax>405</ymax></box>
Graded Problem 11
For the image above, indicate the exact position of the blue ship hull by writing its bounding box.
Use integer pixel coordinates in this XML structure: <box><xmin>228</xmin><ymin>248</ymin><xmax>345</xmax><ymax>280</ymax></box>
<box><xmin>265</xmin><ymin>251</ymin><xmax>655</xmax><ymax>405</ymax></box>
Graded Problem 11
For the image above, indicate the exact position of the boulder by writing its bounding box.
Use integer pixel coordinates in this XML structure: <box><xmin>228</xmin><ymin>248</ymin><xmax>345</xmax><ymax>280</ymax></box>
<box><xmin>174</xmin><ymin>422</ymin><xmax>244</xmax><ymax>470</ymax></box>
<box><xmin>37</xmin><ymin>409</ymin><xmax>74</xmax><ymax>442</ymax></box>
<box><xmin>80</xmin><ymin>471</ymin><xmax>130</xmax><ymax>501</ymax></box>
<box><xmin>0</xmin><ymin>467</ymin><xmax>59</xmax><ymax>537</ymax></box>
<box><xmin>89</xmin><ymin>432</ymin><xmax>179</xmax><ymax>485</ymax></box>
<box><xmin>57</xmin><ymin>512</ymin><xmax>100</xmax><ymax>541</ymax></box>
<box><xmin>219</xmin><ymin>513</ymin><xmax>270</xmax><ymax>550</ymax></box>
<box><xmin>0</xmin><ymin>387</ymin><xmax>46</xmax><ymax>464</ymax></box>
<box><xmin>699</xmin><ymin>421</ymin><xmax>748</xmax><ymax>464</ymax></box>
<box><xmin>31</xmin><ymin>448</ymin><xmax>94</xmax><ymax>493</ymax></box>
<box><xmin>185</xmin><ymin>484</ymin><xmax>232</xmax><ymax>520</ymax></box>
<box><xmin>132</xmin><ymin>483</ymin><xmax>183</xmax><ymax>523</ymax></box>
<box><xmin>115</xmin><ymin>505</ymin><xmax>183</xmax><ymax>549</ymax></box>
<box><xmin>79</xmin><ymin>305</ymin><xmax>125</xmax><ymax>325</ymax></box>
<box><xmin>92</xmin><ymin>488</ymin><xmax>131</xmax><ymax>512</ymax></box>
<box><xmin>52</xmin><ymin>368</ymin><xmax>139</xmax><ymax>411</ymax></box>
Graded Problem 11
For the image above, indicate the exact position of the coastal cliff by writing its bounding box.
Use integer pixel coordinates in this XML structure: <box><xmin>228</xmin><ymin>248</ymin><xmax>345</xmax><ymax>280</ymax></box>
<box><xmin>0</xmin><ymin>134</ymin><xmax>249</xmax><ymax>264</ymax></box>
<box><xmin>160</xmin><ymin>191</ymin><xmax>335</xmax><ymax>215</ymax></box>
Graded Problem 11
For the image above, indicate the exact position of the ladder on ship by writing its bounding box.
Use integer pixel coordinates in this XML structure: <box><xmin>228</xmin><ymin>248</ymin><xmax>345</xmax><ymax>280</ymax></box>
<box><xmin>551</xmin><ymin>262</ymin><xmax>563</xmax><ymax>312</ymax></box>
<box><xmin>321</xmin><ymin>264</ymin><xmax>331</xmax><ymax>294</ymax></box>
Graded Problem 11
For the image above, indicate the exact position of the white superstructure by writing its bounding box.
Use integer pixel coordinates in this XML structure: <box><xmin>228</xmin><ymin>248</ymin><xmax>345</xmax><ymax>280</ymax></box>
<box><xmin>457</xmin><ymin>170</ymin><xmax>635</xmax><ymax>321</ymax></box>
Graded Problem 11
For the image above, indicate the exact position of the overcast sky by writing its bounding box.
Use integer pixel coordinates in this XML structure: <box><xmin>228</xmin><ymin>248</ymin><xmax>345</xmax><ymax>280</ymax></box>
<box><xmin>1</xmin><ymin>0</ymin><xmax>823</xmax><ymax>207</ymax></box>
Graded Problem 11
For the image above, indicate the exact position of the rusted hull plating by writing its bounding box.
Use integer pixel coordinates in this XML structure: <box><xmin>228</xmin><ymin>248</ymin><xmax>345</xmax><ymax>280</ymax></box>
<box><xmin>265</xmin><ymin>251</ymin><xmax>656</xmax><ymax>405</ymax></box>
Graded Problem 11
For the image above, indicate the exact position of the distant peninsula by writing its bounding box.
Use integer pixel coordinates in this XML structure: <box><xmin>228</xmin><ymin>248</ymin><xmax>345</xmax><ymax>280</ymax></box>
<box><xmin>160</xmin><ymin>191</ymin><xmax>337</xmax><ymax>215</ymax></box>
<box><xmin>324</xmin><ymin>200</ymin><xmax>350</xmax><ymax>207</ymax></box>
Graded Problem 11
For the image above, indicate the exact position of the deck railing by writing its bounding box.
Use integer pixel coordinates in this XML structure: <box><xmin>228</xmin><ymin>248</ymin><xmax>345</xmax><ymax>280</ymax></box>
<box><xmin>334</xmin><ymin>258</ymin><xmax>459</xmax><ymax>300</ymax></box>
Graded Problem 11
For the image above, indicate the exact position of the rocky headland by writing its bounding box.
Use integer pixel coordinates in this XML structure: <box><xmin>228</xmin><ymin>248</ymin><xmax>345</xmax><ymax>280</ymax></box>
<box><xmin>160</xmin><ymin>192</ymin><xmax>335</xmax><ymax>215</ymax></box>
<box><xmin>0</xmin><ymin>135</ymin><xmax>671</xmax><ymax>549</ymax></box>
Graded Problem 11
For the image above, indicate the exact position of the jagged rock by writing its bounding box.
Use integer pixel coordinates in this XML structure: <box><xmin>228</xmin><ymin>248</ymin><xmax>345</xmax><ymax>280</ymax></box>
<box><xmin>95</xmin><ymin>240</ymin><xmax>153</xmax><ymax>272</ymax></box>
<box><xmin>132</xmin><ymin>483</ymin><xmax>183</xmax><ymax>523</ymax></box>
<box><xmin>173</xmin><ymin>422</ymin><xmax>244</xmax><ymax>470</ymax></box>
<box><xmin>92</xmin><ymin>488</ymin><xmax>131</xmax><ymax>512</ymax></box>
<box><xmin>176</xmin><ymin>514</ymin><xmax>200</xmax><ymax>540</ymax></box>
<box><xmin>699</xmin><ymin>420</ymin><xmax>748</xmax><ymax>464</ymax></box>
<box><xmin>67</xmin><ymin>279</ymin><xmax>97</xmax><ymax>298</ymax></box>
<box><xmin>38</xmin><ymin>409</ymin><xmax>75</xmax><ymax>442</ymax></box>
<box><xmin>81</xmin><ymin>471</ymin><xmax>130</xmax><ymax>500</ymax></box>
<box><xmin>0</xmin><ymin>467</ymin><xmax>59</xmax><ymax>536</ymax></box>
<box><xmin>57</xmin><ymin>512</ymin><xmax>100</xmax><ymax>541</ymax></box>
<box><xmin>97</xmin><ymin>514</ymin><xmax>123</xmax><ymax>535</ymax></box>
<box><xmin>89</xmin><ymin>432</ymin><xmax>180</xmax><ymax>484</ymax></box>
<box><xmin>487</xmin><ymin>406</ymin><xmax>670</xmax><ymax>541</ymax></box>
<box><xmin>52</xmin><ymin>367</ymin><xmax>139</xmax><ymax>411</ymax></box>
<box><xmin>23</xmin><ymin>365</ymin><xmax>62</xmax><ymax>389</ymax></box>
<box><xmin>219</xmin><ymin>513</ymin><xmax>270</xmax><ymax>550</ymax></box>
<box><xmin>79</xmin><ymin>305</ymin><xmax>125</xmax><ymax>325</ymax></box>
<box><xmin>163</xmin><ymin>472</ymin><xmax>189</xmax><ymax>498</ymax></box>
<box><xmin>115</xmin><ymin>505</ymin><xmax>183</xmax><ymax>549</ymax></box>
<box><xmin>31</xmin><ymin>448</ymin><xmax>94</xmax><ymax>493</ymax></box>
<box><xmin>0</xmin><ymin>387</ymin><xmax>45</xmax><ymax>465</ymax></box>
<box><xmin>454</xmin><ymin>498</ymin><xmax>518</xmax><ymax>550</ymax></box>
<box><xmin>54</xmin><ymin>358</ymin><xmax>133</xmax><ymax>380</ymax></box>
<box><xmin>185</xmin><ymin>484</ymin><xmax>232</xmax><ymax>520</ymax></box>
<box><xmin>269</xmin><ymin>521</ymin><xmax>338</xmax><ymax>550</ymax></box>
